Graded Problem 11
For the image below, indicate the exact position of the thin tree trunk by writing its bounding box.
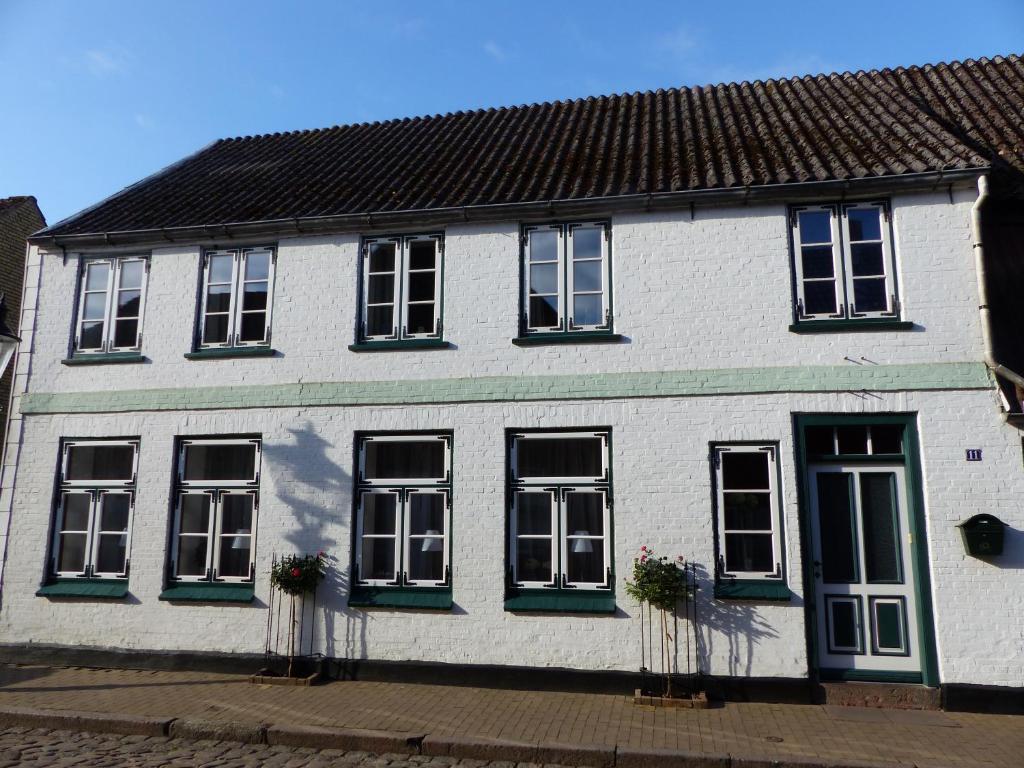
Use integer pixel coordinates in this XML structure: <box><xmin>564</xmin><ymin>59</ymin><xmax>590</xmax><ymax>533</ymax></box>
<box><xmin>287</xmin><ymin>594</ymin><xmax>296</xmax><ymax>677</ymax></box>
<box><xmin>661</xmin><ymin>609</ymin><xmax>673</xmax><ymax>698</ymax></box>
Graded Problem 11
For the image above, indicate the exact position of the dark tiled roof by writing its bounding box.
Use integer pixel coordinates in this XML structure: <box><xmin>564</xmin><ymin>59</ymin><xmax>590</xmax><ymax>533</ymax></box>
<box><xmin>38</xmin><ymin>55</ymin><xmax>1024</xmax><ymax>240</ymax></box>
<box><xmin>0</xmin><ymin>197</ymin><xmax>37</xmax><ymax>220</ymax></box>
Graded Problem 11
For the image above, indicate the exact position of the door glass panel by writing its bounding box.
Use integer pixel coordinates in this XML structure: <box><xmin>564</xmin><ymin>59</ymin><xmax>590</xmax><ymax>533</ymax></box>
<box><xmin>860</xmin><ymin>473</ymin><xmax>902</xmax><ymax>583</ymax></box>
<box><xmin>873</xmin><ymin>599</ymin><xmax>906</xmax><ymax>652</ymax></box>
<box><xmin>817</xmin><ymin>473</ymin><xmax>858</xmax><ymax>583</ymax></box>
<box><xmin>828</xmin><ymin>597</ymin><xmax>862</xmax><ymax>652</ymax></box>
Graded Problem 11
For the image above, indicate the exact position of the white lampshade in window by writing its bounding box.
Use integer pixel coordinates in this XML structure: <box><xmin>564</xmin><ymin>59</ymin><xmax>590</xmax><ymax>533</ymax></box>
<box><xmin>421</xmin><ymin>530</ymin><xmax>443</xmax><ymax>552</ymax></box>
<box><xmin>231</xmin><ymin>528</ymin><xmax>250</xmax><ymax>549</ymax></box>
<box><xmin>571</xmin><ymin>531</ymin><xmax>593</xmax><ymax>553</ymax></box>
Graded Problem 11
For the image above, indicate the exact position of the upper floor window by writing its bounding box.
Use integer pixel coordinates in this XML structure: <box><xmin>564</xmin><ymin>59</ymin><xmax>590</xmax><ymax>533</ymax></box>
<box><xmin>521</xmin><ymin>222</ymin><xmax>611</xmax><ymax>336</ymax></box>
<box><xmin>49</xmin><ymin>439</ymin><xmax>138</xmax><ymax>579</ymax></box>
<box><xmin>74</xmin><ymin>256</ymin><xmax>148</xmax><ymax>353</ymax></box>
<box><xmin>791</xmin><ymin>202</ymin><xmax>897</xmax><ymax>323</ymax></box>
<box><xmin>199</xmin><ymin>247</ymin><xmax>275</xmax><ymax>349</ymax></box>
<box><xmin>357</xmin><ymin>235</ymin><xmax>443</xmax><ymax>343</ymax></box>
<box><xmin>508</xmin><ymin>429</ymin><xmax>612</xmax><ymax>591</ymax></box>
<box><xmin>170</xmin><ymin>437</ymin><xmax>261</xmax><ymax>583</ymax></box>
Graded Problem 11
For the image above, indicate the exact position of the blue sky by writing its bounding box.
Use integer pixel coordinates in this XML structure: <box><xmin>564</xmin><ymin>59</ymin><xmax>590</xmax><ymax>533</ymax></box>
<box><xmin>2</xmin><ymin>0</ymin><xmax>1022</xmax><ymax>226</ymax></box>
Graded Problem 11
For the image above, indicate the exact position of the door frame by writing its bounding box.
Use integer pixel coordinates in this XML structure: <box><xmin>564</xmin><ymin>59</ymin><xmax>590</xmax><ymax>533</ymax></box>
<box><xmin>793</xmin><ymin>413</ymin><xmax>940</xmax><ymax>687</ymax></box>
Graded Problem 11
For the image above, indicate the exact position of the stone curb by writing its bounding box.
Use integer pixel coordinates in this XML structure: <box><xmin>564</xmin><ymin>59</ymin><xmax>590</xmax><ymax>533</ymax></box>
<box><xmin>0</xmin><ymin>705</ymin><xmax>933</xmax><ymax>768</ymax></box>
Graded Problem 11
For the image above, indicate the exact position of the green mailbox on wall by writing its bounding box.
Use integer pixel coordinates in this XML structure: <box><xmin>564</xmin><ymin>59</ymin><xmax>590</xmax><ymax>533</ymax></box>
<box><xmin>957</xmin><ymin>514</ymin><xmax>1006</xmax><ymax>557</ymax></box>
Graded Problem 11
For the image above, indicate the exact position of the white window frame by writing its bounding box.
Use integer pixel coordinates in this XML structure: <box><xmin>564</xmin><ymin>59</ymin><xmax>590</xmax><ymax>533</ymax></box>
<box><xmin>791</xmin><ymin>201</ymin><xmax>897</xmax><ymax>322</ymax></box>
<box><xmin>713</xmin><ymin>444</ymin><xmax>784</xmax><ymax>582</ymax></box>
<box><xmin>522</xmin><ymin>222</ymin><xmax>610</xmax><ymax>334</ymax></box>
<box><xmin>50</xmin><ymin>440</ymin><xmax>138</xmax><ymax>579</ymax></box>
<box><xmin>508</xmin><ymin>430</ymin><xmax>612</xmax><ymax>590</ymax></box>
<box><xmin>198</xmin><ymin>247</ymin><xmax>276</xmax><ymax>349</ymax></box>
<box><xmin>359</xmin><ymin>234</ymin><xmax>443</xmax><ymax>342</ymax></box>
<box><xmin>354</xmin><ymin>434</ymin><xmax>451</xmax><ymax>588</ymax></box>
<box><xmin>74</xmin><ymin>256</ymin><xmax>149</xmax><ymax>353</ymax></box>
<box><xmin>171</xmin><ymin>438</ymin><xmax>261</xmax><ymax>583</ymax></box>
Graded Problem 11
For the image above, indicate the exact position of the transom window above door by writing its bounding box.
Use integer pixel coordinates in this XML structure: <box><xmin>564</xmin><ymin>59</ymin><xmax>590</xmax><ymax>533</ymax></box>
<box><xmin>198</xmin><ymin>247</ymin><xmax>275</xmax><ymax>349</ymax></box>
<box><xmin>520</xmin><ymin>222</ymin><xmax>612</xmax><ymax>337</ymax></box>
<box><xmin>356</xmin><ymin>235</ymin><xmax>444</xmax><ymax>345</ymax></box>
<box><xmin>790</xmin><ymin>202</ymin><xmax>899</xmax><ymax>324</ymax></box>
<box><xmin>73</xmin><ymin>256</ymin><xmax>148</xmax><ymax>354</ymax></box>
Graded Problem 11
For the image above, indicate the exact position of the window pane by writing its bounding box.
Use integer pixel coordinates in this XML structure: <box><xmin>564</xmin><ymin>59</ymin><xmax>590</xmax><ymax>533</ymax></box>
<box><xmin>58</xmin><ymin>533</ymin><xmax>88</xmax><ymax>573</ymax></box>
<box><xmin>239</xmin><ymin>312</ymin><xmax>267</xmax><ymax>342</ymax></box>
<box><xmin>183</xmin><ymin>443</ymin><xmax>256</xmax><ymax>482</ymax></box>
<box><xmin>516</xmin><ymin>436</ymin><xmax>603</xmax><ymax>478</ymax></box>
<box><xmin>179</xmin><ymin>495</ymin><xmax>211</xmax><ymax>533</ymax></box>
<box><xmin>567</xmin><ymin>540</ymin><xmax>605</xmax><ymax>583</ymax></box>
<box><xmin>853</xmin><ymin>278</ymin><xmax>887</xmax><ymax>313</ymax></box>
<box><xmin>850</xmin><ymin>243</ymin><xmax>884</xmax><ymax>276</ymax></box>
<box><xmin>801</xmin><ymin>246</ymin><xmax>834</xmax><ymax>279</ymax></box>
<box><xmin>361</xmin><ymin>493</ymin><xmax>397</xmax><ymax>535</ymax></box>
<box><xmin>724</xmin><ymin>532</ymin><xmax>773</xmax><ymax>573</ymax></box>
<box><xmin>219</xmin><ymin>535</ymin><xmax>251</xmax><ymax>577</ymax></box>
<box><xmin>516</xmin><ymin>539</ymin><xmax>552</xmax><ymax>582</ymax></box>
<box><xmin>573</xmin><ymin>294</ymin><xmax>603</xmax><ymax>326</ymax></box>
<box><xmin>177</xmin><ymin>537</ymin><xmax>208</xmax><ymax>576</ymax></box>
<box><xmin>805</xmin><ymin>426</ymin><xmax>835</xmax><ymax>455</ymax></box>
<box><xmin>99</xmin><ymin>494</ymin><xmax>130</xmax><ymax>531</ymax></box>
<box><xmin>803</xmin><ymin>281</ymin><xmax>837</xmax><ymax>315</ymax></box>
<box><xmin>367</xmin><ymin>274</ymin><xmax>394</xmax><ymax>303</ymax></box>
<box><xmin>62</xmin><ymin>493</ymin><xmax>91</xmax><ymax>530</ymax></box>
<box><xmin>364</xmin><ymin>440</ymin><xmax>445</xmax><ymax>480</ymax></box>
<box><xmin>244</xmin><ymin>251</ymin><xmax>270</xmax><ymax>281</ymax></box>
<box><xmin>573</xmin><ymin>260</ymin><xmax>602</xmax><ymax>292</ymax></box>
<box><xmin>206</xmin><ymin>284</ymin><xmax>232</xmax><ymax>313</ymax></box>
<box><xmin>566</xmin><ymin>492</ymin><xmax>604</xmax><ymax>537</ymax></box>
<box><xmin>66</xmin><ymin>444</ymin><xmax>135</xmax><ymax>482</ymax></box>
<box><xmin>95</xmin><ymin>533</ymin><xmax>127</xmax><ymax>574</ymax></box>
<box><xmin>817</xmin><ymin>473</ymin><xmax>858</xmax><ymax>583</ymax></box>
<box><xmin>408</xmin><ymin>240</ymin><xmax>436</xmax><ymax>270</ymax></box>
<box><xmin>221</xmin><ymin>494</ymin><xmax>254</xmax><ymax>534</ymax></box>
<box><xmin>202</xmin><ymin>314</ymin><xmax>229</xmax><ymax>345</ymax></box>
<box><xmin>847</xmin><ymin>208</ymin><xmax>881</xmax><ymax>241</ymax></box>
<box><xmin>529</xmin><ymin>296</ymin><xmax>558</xmax><ymax>327</ymax></box>
<box><xmin>119</xmin><ymin>261</ymin><xmax>144</xmax><ymax>289</ymax></box>
<box><xmin>530</xmin><ymin>263</ymin><xmax>557</xmax><ymax>294</ymax></box>
<box><xmin>85</xmin><ymin>263</ymin><xmax>110</xmax><ymax>291</ymax></box>
<box><xmin>516</xmin><ymin>492</ymin><xmax>551</xmax><ymax>535</ymax></box>
<box><xmin>366</xmin><ymin>305</ymin><xmax>394</xmax><ymax>336</ymax></box>
<box><xmin>409</xmin><ymin>494</ymin><xmax>445</xmax><ymax>535</ymax></box>
<box><xmin>871</xmin><ymin>425</ymin><xmax>902</xmax><ymax>454</ymax></box>
<box><xmin>242</xmin><ymin>282</ymin><xmax>268</xmax><ymax>311</ymax></box>
<box><xmin>116</xmin><ymin>289</ymin><xmax>141</xmax><ymax>318</ymax></box>
<box><xmin>407</xmin><ymin>271</ymin><xmax>435</xmax><ymax>302</ymax></box>
<box><xmin>113</xmin><ymin>319</ymin><xmax>138</xmax><ymax>349</ymax></box>
<box><xmin>408</xmin><ymin>543</ymin><xmax>444</xmax><ymax>581</ymax></box>
<box><xmin>723</xmin><ymin>492</ymin><xmax>771</xmax><ymax>530</ymax></box>
<box><xmin>836</xmin><ymin>426</ymin><xmax>868</xmax><ymax>455</ymax></box>
<box><xmin>528</xmin><ymin>229</ymin><xmax>558</xmax><ymax>262</ymax></box>
<box><xmin>83</xmin><ymin>293</ymin><xmax>107</xmax><ymax>320</ymax></box>
<box><xmin>368</xmin><ymin>242</ymin><xmax>396</xmax><ymax>272</ymax></box>
<box><xmin>572</xmin><ymin>227</ymin><xmax>602</xmax><ymax>260</ymax></box>
<box><xmin>861</xmin><ymin>473</ymin><xmax>901</xmax><ymax>583</ymax></box>
<box><xmin>79</xmin><ymin>321</ymin><xmax>104</xmax><ymax>350</ymax></box>
<box><xmin>798</xmin><ymin>210</ymin><xmax>832</xmax><ymax>244</ymax></box>
<box><xmin>208</xmin><ymin>254</ymin><xmax>233</xmax><ymax>283</ymax></box>
<box><xmin>406</xmin><ymin>303</ymin><xmax>435</xmax><ymax>335</ymax></box>
<box><xmin>361</xmin><ymin>538</ymin><xmax>396</xmax><ymax>580</ymax></box>
<box><xmin>721</xmin><ymin>451</ymin><xmax>769</xmax><ymax>490</ymax></box>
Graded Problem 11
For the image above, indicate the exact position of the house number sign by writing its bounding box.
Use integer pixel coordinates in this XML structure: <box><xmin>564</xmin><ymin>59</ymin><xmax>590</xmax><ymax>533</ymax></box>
<box><xmin>965</xmin><ymin>449</ymin><xmax>983</xmax><ymax>461</ymax></box>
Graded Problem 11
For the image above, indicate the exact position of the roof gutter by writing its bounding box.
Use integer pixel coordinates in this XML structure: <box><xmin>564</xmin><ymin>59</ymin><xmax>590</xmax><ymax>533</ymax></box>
<box><xmin>30</xmin><ymin>167</ymin><xmax>987</xmax><ymax>250</ymax></box>
<box><xmin>970</xmin><ymin>173</ymin><xmax>1024</xmax><ymax>406</ymax></box>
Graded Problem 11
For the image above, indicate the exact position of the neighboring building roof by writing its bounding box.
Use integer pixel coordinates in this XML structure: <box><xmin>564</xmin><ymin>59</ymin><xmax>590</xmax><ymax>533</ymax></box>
<box><xmin>0</xmin><ymin>196</ymin><xmax>40</xmax><ymax>220</ymax></box>
<box><xmin>35</xmin><ymin>54</ymin><xmax>1024</xmax><ymax>243</ymax></box>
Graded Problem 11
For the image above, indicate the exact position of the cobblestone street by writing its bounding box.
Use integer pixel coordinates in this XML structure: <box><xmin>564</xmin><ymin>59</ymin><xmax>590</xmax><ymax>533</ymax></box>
<box><xmin>0</xmin><ymin>727</ymin><xmax>578</xmax><ymax>768</ymax></box>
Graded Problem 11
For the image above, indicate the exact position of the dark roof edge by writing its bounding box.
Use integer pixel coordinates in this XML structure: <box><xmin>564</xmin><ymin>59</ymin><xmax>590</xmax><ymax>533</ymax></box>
<box><xmin>29</xmin><ymin>168</ymin><xmax>988</xmax><ymax>249</ymax></box>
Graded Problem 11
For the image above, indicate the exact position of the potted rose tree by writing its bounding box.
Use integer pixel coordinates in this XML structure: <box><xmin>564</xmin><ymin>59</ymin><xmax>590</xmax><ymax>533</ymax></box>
<box><xmin>268</xmin><ymin>551</ymin><xmax>327</xmax><ymax>679</ymax></box>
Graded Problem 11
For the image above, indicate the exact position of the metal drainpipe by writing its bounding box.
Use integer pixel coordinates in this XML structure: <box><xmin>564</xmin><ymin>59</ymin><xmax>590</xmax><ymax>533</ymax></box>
<box><xmin>970</xmin><ymin>174</ymin><xmax>1024</xmax><ymax>405</ymax></box>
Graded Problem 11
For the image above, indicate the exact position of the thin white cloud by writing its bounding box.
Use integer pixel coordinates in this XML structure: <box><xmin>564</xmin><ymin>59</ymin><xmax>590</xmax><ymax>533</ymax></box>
<box><xmin>270</xmin><ymin>84</ymin><xmax>286</xmax><ymax>99</ymax></box>
<box><xmin>483</xmin><ymin>40</ymin><xmax>506</xmax><ymax>62</ymax></box>
<box><xmin>133</xmin><ymin>113</ymin><xmax>153</xmax><ymax>129</ymax></box>
<box><xmin>655</xmin><ymin>25</ymin><xmax>698</xmax><ymax>61</ymax></box>
<box><xmin>84</xmin><ymin>47</ymin><xmax>131</xmax><ymax>77</ymax></box>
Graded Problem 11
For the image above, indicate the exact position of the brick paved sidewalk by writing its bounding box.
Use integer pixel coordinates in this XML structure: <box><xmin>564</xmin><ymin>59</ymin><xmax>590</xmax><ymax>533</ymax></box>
<box><xmin>0</xmin><ymin>664</ymin><xmax>1020</xmax><ymax>767</ymax></box>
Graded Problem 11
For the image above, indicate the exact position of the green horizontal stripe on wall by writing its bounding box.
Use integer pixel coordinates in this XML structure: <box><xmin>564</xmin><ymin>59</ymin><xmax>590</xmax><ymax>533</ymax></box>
<box><xmin>20</xmin><ymin>362</ymin><xmax>991</xmax><ymax>415</ymax></box>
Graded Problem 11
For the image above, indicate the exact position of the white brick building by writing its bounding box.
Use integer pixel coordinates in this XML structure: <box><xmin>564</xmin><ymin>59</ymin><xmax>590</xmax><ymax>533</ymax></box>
<box><xmin>1</xmin><ymin>55</ymin><xmax>1022</xmax><ymax>705</ymax></box>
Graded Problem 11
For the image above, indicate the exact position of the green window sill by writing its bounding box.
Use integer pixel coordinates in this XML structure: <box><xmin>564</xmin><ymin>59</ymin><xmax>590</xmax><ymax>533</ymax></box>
<box><xmin>789</xmin><ymin>319</ymin><xmax>915</xmax><ymax>334</ymax></box>
<box><xmin>37</xmin><ymin>578</ymin><xmax>129</xmax><ymax>599</ymax></box>
<box><xmin>348</xmin><ymin>587</ymin><xmax>452</xmax><ymax>610</ymax></box>
<box><xmin>714</xmin><ymin>581</ymin><xmax>792</xmax><ymax>601</ymax></box>
<box><xmin>512</xmin><ymin>331</ymin><xmax>624</xmax><ymax>346</ymax></box>
<box><xmin>62</xmin><ymin>353</ymin><xmax>146</xmax><ymax>366</ymax></box>
<box><xmin>348</xmin><ymin>339</ymin><xmax>451</xmax><ymax>352</ymax></box>
<box><xmin>159</xmin><ymin>582</ymin><xmax>255</xmax><ymax>602</ymax></box>
<box><xmin>504</xmin><ymin>590</ymin><xmax>616</xmax><ymax>613</ymax></box>
<box><xmin>184</xmin><ymin>347</ymin><xmax>276</xmax><ymax>360</ymax></box>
